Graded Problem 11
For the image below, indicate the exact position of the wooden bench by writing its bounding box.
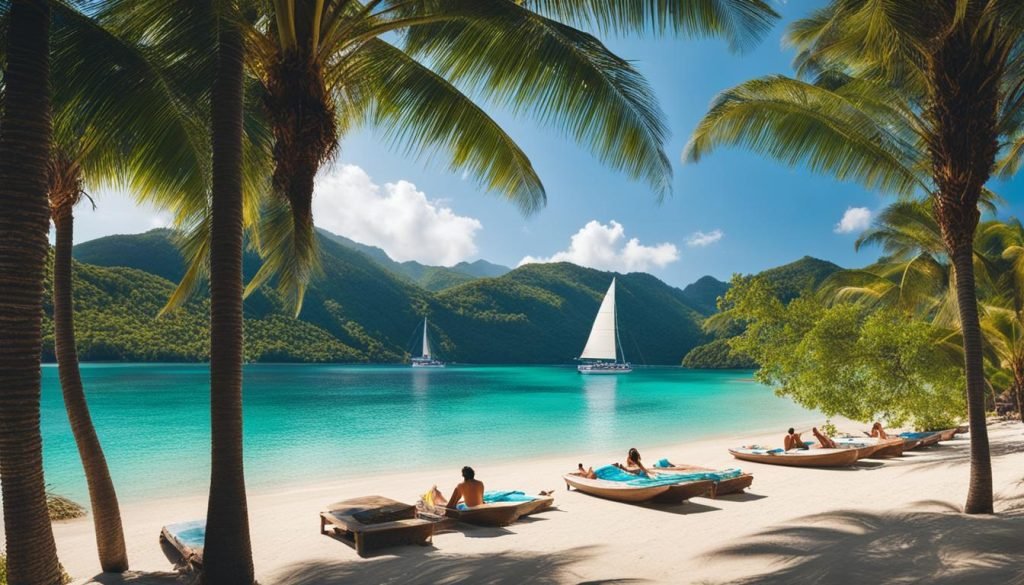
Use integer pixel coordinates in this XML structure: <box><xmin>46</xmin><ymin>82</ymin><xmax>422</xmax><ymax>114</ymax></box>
<box><xmin>320</xmin><ymin>496</ymin><xmax>435</xmax><ymax>557</ymax></box>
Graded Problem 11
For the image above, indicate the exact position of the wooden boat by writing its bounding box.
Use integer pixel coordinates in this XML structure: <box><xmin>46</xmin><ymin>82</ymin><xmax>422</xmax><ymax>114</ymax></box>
<box><xmin>833</xmin><ymin>437</ymin><xmax>905</xmax><ymax>459</ymax></box>
<box><xmin>652</xmin><ymin>464</ymin><xmax>754</xmax><ymax>495</ymax></box>
<box><xmin>442</xmin><ymin>495</ymin><xmax>554</xmax><ymax>527</ymax></box>
<box><xmin>563</xmin><ymin>474</ymin><xmax>670</xmax><ymax>503</ymax></box>
<box><xmin>320</xmin><ymin>496</ymin><xmax>436</xmax><ymax>556</ymax></box>
<box><xmin>729</xmin><ymin>447</ymin><xmax>860</xmax><ymax>467</ymax></box>
<box><xmin>653</xmin><ymin>479</ymin><xmax>716</xmax><ymax>504</ymax></box>
<box><xmin>899</xmin><ymin>431</ymin><xmax>943</xmax><ymax>448</ymax></box>
<box><xmin>937</xmin><ymin>428</ymin><xmax>959</xmax><ymax>441</ymax></box>
<box><xmin>160</xmin><ymin>520</ymin><xmax>204</xmax><ymax>570</ymax></box>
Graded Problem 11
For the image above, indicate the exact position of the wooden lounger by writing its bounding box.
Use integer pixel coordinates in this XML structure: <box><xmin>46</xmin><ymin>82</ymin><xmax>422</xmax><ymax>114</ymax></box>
<box><xmin>564</xmin><ymin>474</ymin><xmax>670</xmax><ymax>503</ymax></box>
<box><xmin>320</xmin><ymin>496</ymin><xmax>435</xmax><ymax>557</ymax></box>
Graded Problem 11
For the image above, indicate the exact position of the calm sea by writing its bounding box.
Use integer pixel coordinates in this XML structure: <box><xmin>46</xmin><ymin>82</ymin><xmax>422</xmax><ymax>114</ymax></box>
<box><xmin>40</xmin><ymin>364</ymin><xmax>812</xmax><ymax>503</ymax></box>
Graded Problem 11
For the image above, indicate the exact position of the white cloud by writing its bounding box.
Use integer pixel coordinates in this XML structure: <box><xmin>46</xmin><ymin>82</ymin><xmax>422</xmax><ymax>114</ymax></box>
<box><xmin>313</xmin><ymin>164</ymin><xmax>482</xmax><ymax>266</ymax></box>
<box><xmin>518</xmin><ymin>220</ymin><xmax>678</xmax><ymax>272</ymax></box>
<box><xmin>686</xmin><ymin>229</ymin><xmax>723</xmax><ymax>247</ymax></box>
<box><xmin>834</xmin><ymin>207</ymin><xmax>872</xmax><ymax>234</ymax></box>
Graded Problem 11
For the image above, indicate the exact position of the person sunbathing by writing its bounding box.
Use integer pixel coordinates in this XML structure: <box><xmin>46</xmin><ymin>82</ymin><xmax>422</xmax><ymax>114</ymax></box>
<box><xmin>616</xmin><ymin>447</ymin><xmax>653</xmax><ymax>477</ymax></box>
<box><xmin>572</xmin><ymin>463</ymin><xmax>597</xmax><ymax>479</ymax></box>
<box><xmin>784</xmin><ymin>428</ymin><xmax>808</xmax><ymax>451</ymax></box>
<box><xmin>447</xmin><ymin>466</ymin><xmax>484</xmax><ymax>509</ymax></box>
<box><xmin>812</xmin><ymin>427</ymin><xmax>837</xmax><ymax>449</ymax></box>
<box><xmin>869</xmin><ymin>422</ymin><xmax>890</xmax><ymax>439</ymax></box>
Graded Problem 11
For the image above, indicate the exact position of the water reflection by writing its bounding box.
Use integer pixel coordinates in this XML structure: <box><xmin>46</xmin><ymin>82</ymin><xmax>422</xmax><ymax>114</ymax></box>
<box><xmin>582</xmin><ymin>374</ymin><xmax>618</xmax><ymax>445</ymax></box>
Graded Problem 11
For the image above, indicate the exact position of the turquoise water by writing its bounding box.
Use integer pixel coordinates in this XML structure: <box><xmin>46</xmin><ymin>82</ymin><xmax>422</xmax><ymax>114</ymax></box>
<box><xmin>40</xmin><ymin>364</ymin><xmax>811</xmax><ymax>504</ymax></box>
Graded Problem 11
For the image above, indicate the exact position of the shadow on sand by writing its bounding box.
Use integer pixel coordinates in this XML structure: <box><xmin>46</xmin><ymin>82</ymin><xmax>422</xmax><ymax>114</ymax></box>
<box><xmin>699</xmin><ymin>499</ymin><xmax>1024</xmax><ymax>584</ymax></box>
<box><xmin>270</xmin><ymin>545</ymin><xmax>651</xmax><ymax>585</ymax></box>
<box><xmin>86</xmin><ymin>571</ymin><xmax>189</xmax><ymax>585</ymax></box>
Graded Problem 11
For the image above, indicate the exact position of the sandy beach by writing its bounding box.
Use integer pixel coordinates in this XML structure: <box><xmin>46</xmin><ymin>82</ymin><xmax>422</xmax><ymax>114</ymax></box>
<box><xmin>30</xmin><ymin>419</ymin><xmax>1024</xmax><ymax>584</ymax></box>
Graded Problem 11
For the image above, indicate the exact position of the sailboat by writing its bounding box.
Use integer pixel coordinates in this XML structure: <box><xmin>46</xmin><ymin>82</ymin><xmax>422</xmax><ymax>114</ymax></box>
<box><xmin>577</xmin><ymin>278</ymin><xmax>632</xmax><ymax>374</ymax></box>
<box><xmin>411</xmin><ymin>318</ymin><xmax>445</xmax><ymax>368</ymax></box>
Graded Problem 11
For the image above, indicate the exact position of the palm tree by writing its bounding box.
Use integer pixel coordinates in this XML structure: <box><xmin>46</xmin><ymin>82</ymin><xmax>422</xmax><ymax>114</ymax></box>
<box><xmin>47</xmin><ymin>148</ymin><xmax>129</xmax><ymax>573</ymax></box>
<box><xmin>0</xmin><ymin>0</ymin><xmax>64</xmax><ymax>582</ymax></box>
<box><xmin>685</xmin><ymin>0</ymin><xmax>1024</xmax><ymax>514</ymax></box>
<box><xmin>978</xmin><ymin>218</ymin><xmax>1024</xmax><ymax>421</ymax></box>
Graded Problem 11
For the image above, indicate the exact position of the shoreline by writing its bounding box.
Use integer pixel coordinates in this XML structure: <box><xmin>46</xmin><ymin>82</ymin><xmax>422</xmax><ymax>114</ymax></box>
<box><xmin>27</xmin><ymin>418</ymin><xmax>1024</xmax><ymax>584</ymax></box>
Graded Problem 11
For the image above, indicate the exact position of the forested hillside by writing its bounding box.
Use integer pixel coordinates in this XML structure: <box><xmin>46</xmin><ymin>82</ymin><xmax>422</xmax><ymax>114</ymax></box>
<box><xmin>63</xmin><ymin>230</ymin><xmax>709</xmax><ymax>364</ymax></box>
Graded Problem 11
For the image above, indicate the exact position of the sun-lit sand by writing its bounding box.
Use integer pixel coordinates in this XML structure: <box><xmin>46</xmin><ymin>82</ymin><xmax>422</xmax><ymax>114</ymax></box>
<box><xmin>22</xmin><ymin>419</ymin><xmax>1024</xmax><ymax>584</ymax></box>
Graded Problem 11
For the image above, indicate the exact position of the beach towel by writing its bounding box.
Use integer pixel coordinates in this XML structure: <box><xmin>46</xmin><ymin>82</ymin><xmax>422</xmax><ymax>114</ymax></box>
<box><xmin>594</xmin><ymin>465</ymin><xmax>742</xmax><ymax>487</ymax></box>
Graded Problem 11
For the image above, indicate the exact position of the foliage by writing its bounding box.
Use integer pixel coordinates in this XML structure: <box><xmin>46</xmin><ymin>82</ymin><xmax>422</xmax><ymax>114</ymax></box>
<box><xmin>681</xmin><ymin>338</ymin><xmax>756</xmax><ymax>369</ymax></box>
<box><xmin>724</xmin><ymin>276</ymin><xmax>966</xmax><ymax>428</ymax></box>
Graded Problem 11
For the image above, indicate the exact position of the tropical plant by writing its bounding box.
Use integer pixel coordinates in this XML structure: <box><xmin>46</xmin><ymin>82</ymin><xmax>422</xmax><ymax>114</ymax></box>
<box><xmin>0</xmin><ymin>0</ymin><xmax>63</xmax><ymax>582</ymax></box>
<box><xmin>722</xmin><ymin>275</ymin><xmax>967</xmax><ymax>429</ymax></box>
<box><xmin>685</xmin><ymin>0</ymin><xmax>1024</xmax><ymax>514</ymax></box>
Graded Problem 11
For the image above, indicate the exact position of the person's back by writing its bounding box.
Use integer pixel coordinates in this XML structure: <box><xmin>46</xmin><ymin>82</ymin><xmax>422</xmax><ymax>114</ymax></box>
<box><xmin>449</xmin><ymin>466</ymin><xmax>485</xmax><ymax>508</ymax></box>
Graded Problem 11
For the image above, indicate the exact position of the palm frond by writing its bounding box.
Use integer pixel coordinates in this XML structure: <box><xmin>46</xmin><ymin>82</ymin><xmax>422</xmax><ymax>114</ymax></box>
<box><xmin>521</xmin><ymin>0</ymin><xmax>779</xmax><ymax>52</ymax></box>
<box><xmin>684</xmin><ymin>75</ymin><xmax>927</xmax><ymax>197</ymax></box>
<box><xmin>400</xmin><ymin>0</ymin><xmax>672</xmax><ymax>197</ymax></box>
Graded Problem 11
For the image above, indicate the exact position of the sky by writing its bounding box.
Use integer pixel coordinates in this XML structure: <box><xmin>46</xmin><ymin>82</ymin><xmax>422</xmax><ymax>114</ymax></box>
<box><xmin>75</xmin><ymin>1</ymin><xmax>1024</xmax><ymax>289</ymax></box>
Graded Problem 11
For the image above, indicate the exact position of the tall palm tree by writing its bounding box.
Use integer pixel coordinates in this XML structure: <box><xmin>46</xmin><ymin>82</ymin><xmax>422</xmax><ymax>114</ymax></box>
<box><xmin>47</xmin><ymin>148</ymin><xmax>129</xmax><ymax>573</ymax></box>
<box><xmin>685</xmin><ymin>0</ymin><xmax>1024</xmax><ymax>514</ymax></box>
<box><xmin>202</xmin><ymin>6</ymin><xmax>252</xmax><ymax>583</ymax></box>
<box><xmin>0</xmin><ymin>0</ymin><xmax>64</xmax><ymax>582</ymax></box>
<box><xmin>977</xmin><ymin>218</ymin><xmax>1024</xmax><ymax>421</ymax></box>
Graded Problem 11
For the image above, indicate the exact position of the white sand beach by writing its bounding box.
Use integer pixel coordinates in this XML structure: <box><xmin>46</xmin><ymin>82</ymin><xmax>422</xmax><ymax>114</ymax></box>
<box><xmin>32</xmin><ymin>420</ymin><xmax>1024</xmax><ymax>585</ymax></box>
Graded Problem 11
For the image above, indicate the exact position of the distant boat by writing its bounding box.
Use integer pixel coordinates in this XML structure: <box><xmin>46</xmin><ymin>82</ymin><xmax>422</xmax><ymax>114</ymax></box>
<box><xmin>411</xmin><ymin>318</ymin><xmax>445</xmax><ymax>368</ymax></box>
<box><xmin>577</xmin><ymin>278</ymin><xmax>632</xmax><ymax>374</ymax></box>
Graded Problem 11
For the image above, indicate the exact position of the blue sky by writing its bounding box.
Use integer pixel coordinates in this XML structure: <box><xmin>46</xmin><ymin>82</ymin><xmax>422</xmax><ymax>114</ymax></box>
<box><xmin>80</xmin><ymin>1</ymin><xmax>1024</xmax><ymax>289</ymax></box>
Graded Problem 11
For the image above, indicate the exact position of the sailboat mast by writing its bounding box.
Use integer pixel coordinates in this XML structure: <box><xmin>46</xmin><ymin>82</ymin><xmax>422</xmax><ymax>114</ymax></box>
<box><xmin>422</xmin><ymin>318</ymin><xmax>430</xmax><ymax>358</ymax></box>
<box><xmin>613</xmin><ymin>281</ymin><xmax>626</xmax><ymax>364</ymax></box>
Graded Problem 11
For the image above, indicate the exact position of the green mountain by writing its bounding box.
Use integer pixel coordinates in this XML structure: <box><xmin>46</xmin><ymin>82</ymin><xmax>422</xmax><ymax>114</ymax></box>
<box><xmin>63</xmin><ymin>230</ymin><xmax>708</xmax><ymax>364</ymax></box>
<box><xmin>314</xmin><ymin>228</ymin><xmax>509</xmax><ymax>291</ymax></box>
<box><xmin>681</xmin><ymin>256</ymin><xmax>843</xmax><ymax>369</ymax></box>
<box><xmin>680</xmin><ymin>275</ymin><xmax>729</xmax><ymax>315</ymax></box>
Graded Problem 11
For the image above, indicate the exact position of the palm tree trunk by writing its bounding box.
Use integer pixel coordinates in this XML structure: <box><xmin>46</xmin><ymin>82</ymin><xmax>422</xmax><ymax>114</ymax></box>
<box><xmin>52</xmin><ymin>202</ymin><xmax>129</xmax><ymax>572</ymax></box>
<box><xmin>0</xmin><ymin>1</ymin><xmax>63</xmax><ymax>583</ymax></box>
<box><xmin>950</xmin><ymin>243</ymin><xmax>994</xmax><ymax>513</ymax></box>
<box><xmin>201</xmin><ymin>12</ymin><xmax>255</xmax><ymax>585</ymax></box>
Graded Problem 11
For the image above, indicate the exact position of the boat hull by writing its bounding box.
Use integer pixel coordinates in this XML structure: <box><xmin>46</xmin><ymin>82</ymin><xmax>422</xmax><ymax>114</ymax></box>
<box><xmin>563</xmin><ymin>474</ymin><xmax>669</xmax><ymax>503</ymax></box>
<box><xmin>729</xmin><ymin>448</ymin><xmax>860</xmax><ymax>468</ymax></box>
<box><xmin>651</xmin><ymin>479</ymin><xmax>716</xmax><ymax>504</ymax></box>
<box><xmin>577</xmin><ymin>363</ymin><xmax>632</xmax><ymax>374</ymax></box>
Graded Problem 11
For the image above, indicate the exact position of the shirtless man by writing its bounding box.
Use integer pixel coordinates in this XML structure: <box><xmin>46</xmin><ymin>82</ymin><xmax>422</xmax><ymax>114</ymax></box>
<box><xmin>784</xmin><ymin>428</ymin><xmax>807</xmax><ymax>451</ymax></box>
<box><xmin>447</xmin><ymin>466</ymin><xmax>484</xmax><ymax>509</ymax></box>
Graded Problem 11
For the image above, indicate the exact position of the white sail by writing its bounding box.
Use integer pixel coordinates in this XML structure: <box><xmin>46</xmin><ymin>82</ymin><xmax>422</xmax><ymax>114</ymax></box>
<box><xmin>580</xmin><ymin>279</ymin><xmax>618</xmax><ymax>360</ymax></box>
<box><xmin>422</xmin><ymin>319</ymin><xmax>431</xmax><ymax>358</ymax></box>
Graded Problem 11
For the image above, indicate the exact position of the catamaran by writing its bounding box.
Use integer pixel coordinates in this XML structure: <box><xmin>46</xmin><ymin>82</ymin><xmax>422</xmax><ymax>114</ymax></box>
<box><xmin>577</xmin><ymin>278</ymin><xmax>632</xmax><ymax>374</ymax></box>
<box><xmin>411</xmin><ymin>318</ymin><xmax>445</xmax><ymax>368</ymax></box>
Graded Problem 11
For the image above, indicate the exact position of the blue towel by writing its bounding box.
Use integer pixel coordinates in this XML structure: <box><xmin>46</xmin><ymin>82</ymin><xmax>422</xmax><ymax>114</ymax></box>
<box><xmin>594</xmin><ymin>464</ymin><xmax>743</xmax><ymax>487</ymax></box>
<box><xmin>900</xmin><ymin>432</ymin><xmax>936</xmax><ymax>440</ymax></box>
<box><xmin>165</xmin><ymin>520</ymin><xmax>205</xmax><ymax>549</ymax></box>
<box><xmin>483</xmin><ymin>490</ymin><xmax>536</xmax><ymax>503</ymax></box>
<box><xmin>655</xmin><ymin>458</ymin><xmax>673</xmax><ymax>468</ymax></box>
<box><xmin>457</xmin><ymin>490</ymin><xmax>536</xmax><ymax>510</ymax></box>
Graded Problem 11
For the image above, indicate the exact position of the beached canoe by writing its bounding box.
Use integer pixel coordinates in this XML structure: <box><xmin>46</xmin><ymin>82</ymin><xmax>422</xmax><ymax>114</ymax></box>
<box><xmin>320</xmin><ymin>496</ymin><xmax>436</xmax><ymax>556</ymax></box>
<box><xmin>899</xmin><ymin>431</ymin><xmax>943</xmax><ymax>448</ymax></box>
<box><xmin>728</xmin><ymin>447</ymin><xmax>860</xmax><ymax>467</ymax></box>
<box><xmin>652</xmin><ymin>464</ymin><xmax>754</xmax><ymax>495</ymax></box>
<box><xmin>160</xmin><ymin>520</ymin><xmax>204</xmax><ymax>570</ymax></box>
<box><xmin>443</xmin><ymin>495</ymin><xmax>555</xmax><ymax>527</ymax></box>
<box><xmin>563</xmin><ymin>474</ymin><xmax>671</xmax><ymax>503</ymax></box>
<box><xmin>654</xmin><ymin>479</ymin><xmax>716</xmax><ymax>504</ymax></box>
<box><xmin>937</xmin><ymin>428</ymin><xmax>960</xmax><ymax>441</ymax></box>
<box><xmin>833</xmin><ymin>437</ymin><xmax>905</xmax><ymax>459</ymax></box>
